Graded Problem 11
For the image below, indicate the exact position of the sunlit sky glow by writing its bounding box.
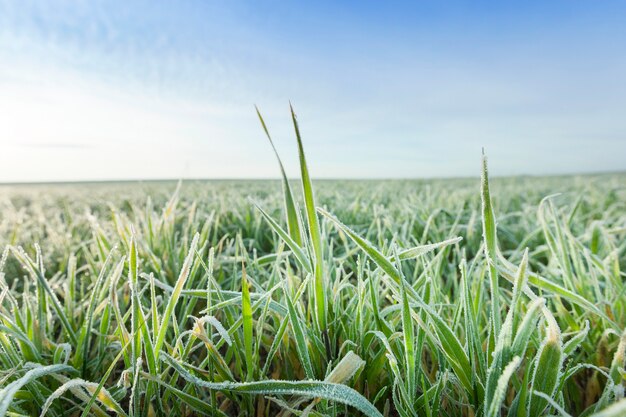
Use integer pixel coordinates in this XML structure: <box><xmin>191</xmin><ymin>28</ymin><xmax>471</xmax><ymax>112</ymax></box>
<box><xmin>1</xmin><ymin>1</ymin><xmax>626</xmax><ymax>182</ymax></box>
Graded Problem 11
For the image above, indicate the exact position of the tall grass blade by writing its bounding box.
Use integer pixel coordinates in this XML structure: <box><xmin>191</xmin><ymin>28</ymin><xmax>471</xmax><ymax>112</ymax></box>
<box><xmin>256</xmin><ymin>106</ymin><xmax>303</xmax><ymax>247</ymax></box>
<box><xmin>154</xmin><ymin>233</ymin><xmax>200</xmax><ymax>356</ymax></box>
<box><xmin>481</xmin><ymin>151</ymin><xmax>502</xmax><ymax>338</ymax></box>
<box><xmin>241</xmin><ymin>263</ymin><xmax>254</xmax><ymax>381</ymax></box>
<box><xmin>291</xmin><ymin>104</ymin><xmax>326</xmax><ymax>332</ymax></box>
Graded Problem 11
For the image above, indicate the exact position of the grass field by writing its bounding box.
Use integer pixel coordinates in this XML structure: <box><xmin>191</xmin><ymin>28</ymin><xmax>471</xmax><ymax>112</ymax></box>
<box><xmin>0</xmin><ymin>117</ymin><xmax>625</xmax><ymax>416</ymax></box>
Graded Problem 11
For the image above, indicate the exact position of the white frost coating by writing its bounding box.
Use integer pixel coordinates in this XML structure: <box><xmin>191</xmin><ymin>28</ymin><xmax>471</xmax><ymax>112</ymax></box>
<box><xmin>0</xmin><ymin>246</ymin><xmax>9</xmax><ymax>271</ymax></box>
<box><xmin>511</xmin><ymin>297</ymin><xmax>545</xmax><ymax>354</ymax></box>
<box><xmin>129</xmin><ymin>357</ymin><xmax>143</xmax><ymax>417</ymax></box>
<box><xmin>531</xmin><ymin>390</ymin><xmax>573</xmax><ymax>417</ymax></box>
<box><xmin>40</xmin><ymin>377</ymin><xmax>128</xmax><ymax>417</ymax></box>
<box><xmin>563</xmin><ymin>320</ymin><xmax>590</xmax><ymax>355</ymax></box>
<box><xmin>194</xmin><ymin>315</ymin><xmax>232</xmax><ymax>346</ymax></box>
<box><xmin>55</xmin><ymin>343</ymin><xmax>72</xmax><ymax>365</ymax></box>
<box><xmin>610</xmin><ymin>328</ymin><xmax>626</xmax><ymax>400</ymax></box>
<box><xmin>154</xmin><ymin>233</ymin><xmax>200</xmax><ymax>355</ymax></box>
<box><xmin>487</xmin><ymin>356</ymin><xmax>521</xmax><ymax>417</ymax></box>
<box><xmin>40</xmin><ymin>379</ymin><xmax>90</xmax><ymax>416</ymax></box>
<box><xmin>0</xmin><ymin>363</ymin><xmax>75</xmax><ymax>416</ymax></box>
<box><xmin>396</xmin><ymin>236</ymin><xmax>463</xmax><ymax>260</ymax></box>
<box><xmin>162</xmin><ymin>353</ymin><xmax>383</xmax><ymax>417</ymax></box>
<box><xmin>39</xmin><ymin>377</ymin><xmax>127</xmax><ymax>417</ymax></box>
<box><xmin>0</xmin><ymin>247</ymin><xmax>9</xmax><ymax>287</ymax></box>
<box><xmin>0</xmin><ymin>286</ymin><xmax>8</xmax><ymax>306</ymax></box>
<box><xmin>117</xmin><ymin>368</ymin><xmax>132</xmax><ymax>388</ymax></box>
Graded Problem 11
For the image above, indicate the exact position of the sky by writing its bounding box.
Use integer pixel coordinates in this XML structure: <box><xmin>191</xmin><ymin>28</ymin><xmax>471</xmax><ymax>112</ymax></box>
<box><xmin>1</xmin><ymin>1</ymin><xmax>626</xmax><ymax>182</ymax></box>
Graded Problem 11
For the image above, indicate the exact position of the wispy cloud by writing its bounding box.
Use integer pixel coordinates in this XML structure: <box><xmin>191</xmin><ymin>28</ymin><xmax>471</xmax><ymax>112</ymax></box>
<box><xmin>12</xmin><ymin>142</ymin><xmax>94</xmax><ymax>150</ymax></box>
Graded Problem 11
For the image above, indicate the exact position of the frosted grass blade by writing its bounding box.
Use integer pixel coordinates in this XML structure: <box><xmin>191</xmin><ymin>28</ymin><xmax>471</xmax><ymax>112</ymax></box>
<box><xmin>154</xmin><ymin>233</ymin><xmax>200</xmax><ymax>356</ymax></box>
<box><xmin>291</xmin><ymin>104</ymin><xmax>326</xmax><ymax>332</ymax></box>
<box><xmin>241</xmin><ymin>263</ymin><xmax>254</xmax><ymax>381</ymax></box>
<box><xmin>256</xmin><ymin>106</ymin><xmax>303</xmax><ymax>247</ymax></box>
<box><xmin>0</xmin><ymin>364</ymin><xmax>77</xmax><ymax>415</ymax></box>
<box><xmin>162</xmin><ymin>353</ymin><xmax>383</xmax><ymax>417</ymax></box>
<box><xmin>481</xmin><ymin>151</ymin><xmax>502</xmax><ymax>337</ymax></box>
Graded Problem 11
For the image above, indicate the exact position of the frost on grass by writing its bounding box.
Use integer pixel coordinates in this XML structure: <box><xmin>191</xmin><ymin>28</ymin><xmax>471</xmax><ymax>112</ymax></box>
<box><xmin>0</xmin><ymin>149</ymin><xmax>624</xmax><ymax>416</ymax></box>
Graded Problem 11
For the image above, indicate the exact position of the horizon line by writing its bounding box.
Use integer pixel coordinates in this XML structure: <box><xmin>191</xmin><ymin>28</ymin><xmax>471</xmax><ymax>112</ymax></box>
<box><xmin>1</xmin><ymin>169</ymin><xmax>625</xmax><ymax>186</ymax></box>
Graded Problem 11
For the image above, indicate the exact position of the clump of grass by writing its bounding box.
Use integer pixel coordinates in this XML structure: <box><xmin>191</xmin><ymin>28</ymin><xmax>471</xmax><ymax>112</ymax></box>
<box><xmin>0</xmin><ymin>108</ymin><xmax>625</xmax><ymax>416</ymax></box>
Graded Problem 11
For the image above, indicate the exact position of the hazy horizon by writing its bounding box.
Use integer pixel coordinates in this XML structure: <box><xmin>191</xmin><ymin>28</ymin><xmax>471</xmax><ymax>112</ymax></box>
<box><xmin>2</xmin><ymin>168</ymin><xmax>625</xmax><ymax>186</ymax></box>
<box><xmin>2</xmin><ymin>1</ymin><xmax>626</xmax><ymax>182</ymax></box>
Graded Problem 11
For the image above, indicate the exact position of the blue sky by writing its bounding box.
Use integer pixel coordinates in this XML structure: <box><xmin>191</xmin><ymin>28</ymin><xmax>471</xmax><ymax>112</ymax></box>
<box><xmin>1</xmin><ymin>1</ymin><xmax>625</xmax><ymax>181</ymax></box>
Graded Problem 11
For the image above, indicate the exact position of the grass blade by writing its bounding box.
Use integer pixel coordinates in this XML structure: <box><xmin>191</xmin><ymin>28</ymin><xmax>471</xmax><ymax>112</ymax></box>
<box><xmin>154</xmin><ymin>233</ymin><xmax>200</xmax><ymax>356</ymax></box>
<box><xmin>0</xmin><ymin>364</ymin><xmax>77</xmax><ymax>415</ymax></box>
<box><xmin>256</xmin><ymin>106</ymin><xmax>303</xmax><ymax>247</ymax></box>
<box><xmin>481</xmin><ymin>151</ymin><xmax>502</xmax><ymax>338</ymax></box>
<box><xmin>162</xmin><ymin>353</ymin><xmax>382</xmax><ymax>417</ymax></box>
<box><xmin>291</xmin><ymin>104</ymin><xmax>326</xmax><ymax>332</ymax></box>
<box><xmin>241</xmin><ymin>263</ymin><xmax>254</xmax><ymax>381</ymax></box>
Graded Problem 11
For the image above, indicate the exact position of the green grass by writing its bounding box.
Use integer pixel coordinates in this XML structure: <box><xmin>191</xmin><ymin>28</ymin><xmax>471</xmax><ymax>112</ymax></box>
<box><xmin>0</xmin><ymin>111</ymin><xmax>625</xmax><ymax>416</ymax></box>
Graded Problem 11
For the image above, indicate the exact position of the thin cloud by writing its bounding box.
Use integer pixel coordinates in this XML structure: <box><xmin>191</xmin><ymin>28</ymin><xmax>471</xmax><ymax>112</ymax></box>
<box><xmin>12</xmin><ymin>142</ymin><xmax>94</xmax><ymax>150</ymax></box>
